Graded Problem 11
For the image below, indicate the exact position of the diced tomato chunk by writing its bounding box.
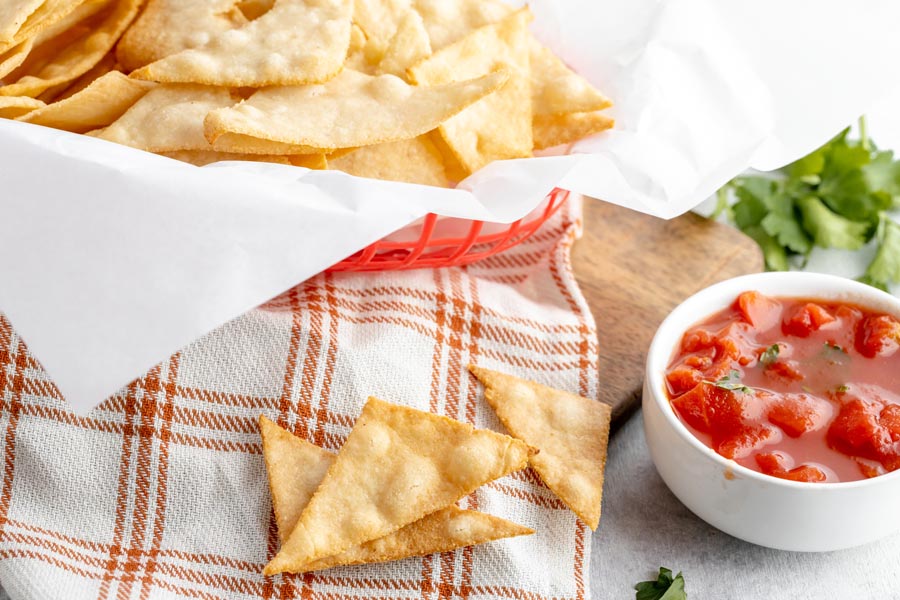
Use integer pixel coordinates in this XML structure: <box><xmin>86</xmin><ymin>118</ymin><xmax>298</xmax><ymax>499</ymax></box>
<box><xmin>735</xmin><ymin>291</ymin><xmax>782</xmax><ymax>330</ymax></box>
<box><xmin>671</xmin><ymin>383</ymin><xmax>712</xmax><ymax>432</ymax></box>
<box><xmin>766</xmin><ymin>393</ymin><xmax>831</xmax><ymax>437</ymax></box>
<box><xmin>681</xmin><ymin>328</ymin><xmax>716</xmax><ymax>352</ymax></box>
<box><xmin>764</xmin><ymin>360</ymin><xmax>804</xmax><ymax>384</ymax></box>
<box><xmin>827</xmin><ymin>399</ymin><xmax>894</xmax><ymax>465</ymax></box>
<box><xmin>755</xmin><ymin>452</ymin><xmax>827</xmax><ymax>482</ymax></box>
<box><xmin>666</xmin><ymin>366</ymin><xmax>703</xmax><ymax>396</ymax></box>
<box><xmin>880</xmin><ymin>405</ymin><xmax>900</xmax><ymax>442</ymax></box>
<box><xmin>782</xmin><ymin>303</ymin><xmax>836</xmax><ymax>337</ymax></box>
<box><xmin>855</xmin><ymin>314</ymin><xmax>900</xmax><ymax>358</ymax></box>
<box><xmin>716</xmin><ymin>425</ymin><xmax>776</xmax><ymax>459</ymax></box>
<box><xmin>684</xmin><ymin>354</ymin><xmax>713</xmax><ymax>369</ymax></box>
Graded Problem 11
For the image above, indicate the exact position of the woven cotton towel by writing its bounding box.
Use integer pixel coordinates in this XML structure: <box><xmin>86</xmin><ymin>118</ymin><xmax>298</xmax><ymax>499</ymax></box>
<box><xmin>0</xmin><ymin>197</ymin><xmax>600</xmax><ymax>600</ymax></box>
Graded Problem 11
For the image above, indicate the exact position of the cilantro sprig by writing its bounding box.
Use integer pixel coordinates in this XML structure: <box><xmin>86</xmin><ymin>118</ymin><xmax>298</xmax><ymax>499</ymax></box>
<box><xmin>704</xmin><ymin>370</ymin><xmax>753</xmax><ymax>394</ymax></box>
<box><xmin>715</xmin><ymin>118</ymin><xmax>900</xmax><ymax>290</ymax></box>
<box><xmin>760</xmin><ymin>343</ymin><xmax>780</xmax><ymax>366</ymax></box>
<box><xmin>635</xmin><ymin>568</ymin><xmax>687</xmax><ymax>600</ymax></box>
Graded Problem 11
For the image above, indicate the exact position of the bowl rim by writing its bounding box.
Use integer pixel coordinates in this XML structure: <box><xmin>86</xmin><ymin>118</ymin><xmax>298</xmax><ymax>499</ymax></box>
<box><xmin>646</xmin><ymin>271</ymin><xmax>900</xmax><ymax>491</ymax></box>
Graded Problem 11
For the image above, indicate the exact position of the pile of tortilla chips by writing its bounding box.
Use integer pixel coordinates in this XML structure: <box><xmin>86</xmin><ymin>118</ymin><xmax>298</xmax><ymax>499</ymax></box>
<box><xmin>259</xmin><ymin>368</ymin><xmax>611</xmax><ymax>574</ymax></box>
<box><xmin>0</xmin><ymin>0</ymin><xmax>613</xmax><ymax>186</ymax></box>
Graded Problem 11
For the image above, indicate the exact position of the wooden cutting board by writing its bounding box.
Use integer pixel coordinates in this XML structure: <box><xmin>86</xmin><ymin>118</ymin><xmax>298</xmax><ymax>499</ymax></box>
<box><xmin>572</xmin><ymin>200</ymin><xmax>764</xmax><ymax>429</ymax></box>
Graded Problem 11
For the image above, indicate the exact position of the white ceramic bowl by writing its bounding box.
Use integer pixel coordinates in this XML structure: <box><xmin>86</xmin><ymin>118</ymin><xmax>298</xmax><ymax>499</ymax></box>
<box><xmin>643</xmin><ymin>271</ymin><xmax>900</xmax><ymax>552</ymax></box>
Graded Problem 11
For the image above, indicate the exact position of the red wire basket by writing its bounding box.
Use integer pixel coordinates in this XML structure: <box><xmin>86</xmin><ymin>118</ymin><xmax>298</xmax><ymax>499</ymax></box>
<box><xmin>328</xmin><ymin>188</ymin><xmax>570</xmax><ymax>272</ymax></box>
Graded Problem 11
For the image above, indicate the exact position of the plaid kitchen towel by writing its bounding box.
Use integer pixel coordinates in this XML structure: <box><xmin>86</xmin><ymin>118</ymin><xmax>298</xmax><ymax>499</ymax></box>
<box><xmin>0</xmin><ymin>196</ymin><xmax>600</xmax><ymax>600</ymax></box>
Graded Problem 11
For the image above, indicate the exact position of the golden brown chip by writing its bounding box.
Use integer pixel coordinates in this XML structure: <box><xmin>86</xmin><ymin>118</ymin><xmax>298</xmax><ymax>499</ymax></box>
<box><xmin>205</xmin><ymin>68</ymin><xmax>508</xmax><ymax>152</ymax></box>
<box><xmin>352</xmin><ymin>0</ymin><xmax>410</xmax><ymax>63</ymax></box>
<box><xmin>208</xmin><ymin>131</ymin><xmax>323</xmax><ymax>155</ymax></box>
<box><xmin>0</xmin><ymin>94</ymin><xmax>44</xmax><ymax>118</ymax></box>
<box><xmin>408</xmin><ymin>8</ymin><xmax>532</xmax><ymax>175</ymax></box>
<box><xmin>375</xmin><ymin>10</ymin><xmax>430</xmax><ymax>78</ymax></box>
<box><xmin>301</xmin><ymin>505</ymin><xmax>532</xmax><ymax>573</ymax></box>
<box><xmin>0</xmin><ymin>0</ymin><xmax>143</xmax><ymax>98</ymax></box>
<box><xmin>18</xmin><ymin>71</ymin><xmax>154</xmax><ymax>132</ymax></box>
<box><xmin>234</xmin><ymin>0</ymin><xmax>275</xmax><ymax>20</ymax></box>
<box><xmin>259</xmin><ymin>415</ymin><xmax>532</xmax><ymax>573</ymax></box>
<box><xmin>96</xmin><ymin>84</ymin><xmax>236</xmax><ymax>152</ymax></box>
<box><xmin>131</xmin><ymin>0</ymin><xmax>352</xmax><ymax>87</ymax></box>
<box><xmin>263</xmin><ymin>397</ymin><xmax>534</xmax><ymax>575</ymax></box>
<box><xmin>0</xmin><ymin>0</ymin><xmax>44</xmax><ymax>44</ymax></box>
<box><xmin>287</xmin><ymin>153</ymin><xmax>327</xmax><ymax>169</ymax></box>
<box><xmin>469</xmin><ymin>365</ymin><xmax>612</xmax><ymax>530</ymax></box>
<box><xmin>259</xmin><ymin>415</ymin><xmax>336</xmax><ymax>543</ymax></box>
<box><xmin>158</xmin><ymin>150</ymin><xmax>293</xmax><ymax>166</ymax></box>
<box><xmin>328</xmin><ymin>136</ymin><xmax>448</xmax><ymax>187</ymax></box>
<box><xmin>529</xmin><ymin>37</ymin><xmax>612</xmax><ymax>118</ymax></box>
<box><xmin>115</xmin><ymin>0</ymin><xmax>248</xmax><ymax>72</ymax></box>
<box><xmin>533</xmin><ymin>110</ymin><xmax>614</xmax><ymax>150</ymax></box>
<box><xmin>413</xmin><ymin>0</ymin><xmax>512</xmax><ymax>51</ymax></box>
<box><xmin>40</xmin><ymin>49</ymin><xmax>115</xmax><ymax>102</ymax></box>
<box><xmin>0</xmin><ymin>0</ymin><xmax>93</xmax><ymax>55</ymax></box>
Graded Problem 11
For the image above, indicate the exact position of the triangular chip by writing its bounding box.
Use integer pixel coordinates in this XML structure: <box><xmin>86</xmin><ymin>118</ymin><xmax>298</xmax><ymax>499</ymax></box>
<box><xmin>207</xmin><ymin>131</ymin><xmax>323</xmax><ymax>155</ymax></box>
<box><xmin>0</xmin><ymin>38</ymin><xmax>33</xmax><ymax>79</ymax></box>
<box><xmin>408</xmin><ymin>8</ymin><xmax>533</xmax><ymax>175</ymax></box>
<box><xmin>158</xmin><ymin>150</ymin><xmax>294</xmax><ymax>167</ymax></box>
<box><xmin>131</xmin><ymin>0</ymin><xmax>352</xmax><ymax>87</ymax></box>
<box><xmin>18</xmin><ymin>71</ymin><xmax>154</xmax><ymax>132</ymax></box>
<box><xmin>116</xmin><ymin>0</ymin><xmax>248</xmax><ymax>72</ymax></box>
<box><xmin>533</xmin><ymin>110</ymin><xmax>614</xmax><ymax>150</ymax></box>
<box><xmin>259</xmin><ymin>415</ymin><xmax>531</xmax><ymax>573</ymax></box>
<box><xmin>95</xmin><ymin>84</ymin><xmax>236</xmax><ymax>152</ymax></box>
<box><xmin>469</xmin><ymin>365</ymin><xmax>611</xmax><ymax>530</ymax></box>
<box><xmin>327</xmin><ymin>136</ymin><xmax>448</xmax><ymax>187</ymax></box>
<box><xmin>528</xmin><ymin>37</ymin><xmax>612</xmax><ymax>119</ymax></box>
<box><xmin>0</xmin><ymin>0</ymin><xmax>142</xmax><ymax>98</ymax></box>
<box><xmin>0</xmin><ymin>94</ymin><xmax>44</xmax><ymax>118</ymax></box>
<box><xmin>39</xmin><ymin>49</ymin><xmax>115</xmax><ymax>102</ymax></box>
<box><xmin>376</xmin><ymin>10</ymin><xmax>430</xmax><ymax>77</ymax></box>
<box><xmin>204</xmin><ymin>68</ymin><xmax>508</xmax><ymax>152</ymax></box>
<box><xmin>0</xmin><ymin>0</ymin><xmax>44</xmax><ymax>44</ymax></box>
<box><xmin>352</xmin><ymin>0</ymin><xmax>411</xmax><ymax>64</ymax></box>
<box><xmin>263</xmin><ymin>397</ymin><xmax>533</xmax><ymax>575</ymax></box>
<box><xmin>0</xmin><ymin>0</ymin><xmax>94</xmax><ymax>55</ymax></box>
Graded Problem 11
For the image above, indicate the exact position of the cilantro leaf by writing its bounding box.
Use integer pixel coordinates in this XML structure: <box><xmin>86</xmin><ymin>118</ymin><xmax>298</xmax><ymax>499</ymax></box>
<box><xmin>731</xmin><ymin>178</ymin><xmax>775</xmax><ymax>229</ymax></box>
<box><xmin>796</xmin><ymin>196</ymin><xmax>871</xmax><ymax>250</ymax></box>
<box><xmin>706</xmin><ymin>370</ymin><xmax>753</xmax><ymax>394</ymax></box>
<box><xmin>863</xmin><ymin>150</ymin><xmax>900</xmax><ymax>207</ymax></box>
<box><xmin>863</xmin><ymin>217</ymin><xmax>900</xmax><ymax>290</ymax></box>
<box><xmin>760</xmin><ymin>344</ymin><xmax>780</xmax><ymax>366</ymax></box>
<box><xmin>742</xmin><ymin>225</ymin><xmax>789</xmax><ymax>271</ymax></box>
<box><xmin>635</xmin><ymin>568</ymin><xmax>687</xmax><ymax>600</ymax></box>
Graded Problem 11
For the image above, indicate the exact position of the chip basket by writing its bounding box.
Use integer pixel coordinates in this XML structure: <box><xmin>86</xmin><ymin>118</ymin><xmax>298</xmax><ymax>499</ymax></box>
<box><xmin>328</xmin><ymin>188</ymin><xmax>570</xmax><ymax>271</ymax></box>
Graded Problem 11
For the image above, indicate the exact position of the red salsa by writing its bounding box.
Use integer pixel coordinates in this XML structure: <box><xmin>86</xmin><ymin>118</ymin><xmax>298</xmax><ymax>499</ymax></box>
<box><xmin>665</xmin><ymin>291</ymin><xmax>900</xmax><ymax>483</ymax></box>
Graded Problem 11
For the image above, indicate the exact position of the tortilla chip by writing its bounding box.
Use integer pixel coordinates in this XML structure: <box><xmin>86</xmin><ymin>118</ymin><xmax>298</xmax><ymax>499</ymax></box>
<box><xmin>208</xmin><ymin>131</ymin><xmax>323</xmax><ymax>155</ymax></box>
<box><xmin>0</xmin><ymin>94</ymin><xmax>44</xmax><ymax>118</ymax></box>
<box><xmin>469</xmin><ymin>365</ymin><xmax>611</xmax><ymax>530</ymax></box>
<box><xmin>0</xmin><ymin>38</ymin><xmax>33</xmax><ymax>80</ymax></box>
<box><xmin>96</xmin><ymin>84</ymin><xmax>236</xmax><ymax>152</ymax></box>
<box><xmin>352</xmin><ymin>0</ymin><xmax>410</xmax><ymax>63</ymax></box>
<box><xmin>0</xmin><ymin>0</ymin><xmax>92</xmax><ymax>55</ymax></box>
<box><xmin>0</xmin><ymin>0</ymin><xmax>44</xmax><ymax>44</ymax></box>
<box><xmin>533</xmin><ymin>110</ymin><xmax>614</xmax><ymax>150</ymax></box>
<box><xmin>18</xmin><ymin>71</ymin><xmax>154</xmax><ymax>132</ymax></box>
<box><xmin>131</xmin><ymin>0</ymin><xmax>352</xmax><ymax>87</ymax></box>
<box><xmin>376</xmin><ymin>10</ymin><xmax>430</xmax><ymax>77</ymax></box>
<box><xmin>116</xmin><ymin>0</ymin><xmax>248</xmax><ymax>72</ymax></box>
<box><xmin>0</xmin><ymin>0</ymin><xmax>143</xmax><ymax>98</ymax></box>
<box><xmin>205</xmin><ymin>68</ymin><xmax>508</xmax><ymax>152</ymax></box>
<box><xmin>259</xmin><ymin>415</ymin><xmax>532</xmax><ymax>573</ymax></box>
<box><xmin>413</xmin><ymin>0</ymin><xmax>512</xmax><ymax>51</ymax></box>
<box><xmin>40</xmin><ymin>49</ymin><xmax>115</xmax><ymax>101</ymax></box>
<box><xmin>328</xmin><ymin>136</ymin><xmax>448</xmax><ymax>187</ymax></box>
<box><xmin>529</xmin><ymin>37</ymin><xmax>612</xmax><ymax>118</ymax></box>
<box><xmin>234</xmin><ymin>0</ymin><xmax>275</xmax><ymax>20</ymax></box>
<box><xmin>408</xmin><ymin>8</ymin><xmax>532</xmax><ymax>175</ymax></box>
<box><xmin>259</xmin><ymin>415</ymin><xmax>336</xmax><ymax>543</ymax></box>
<box><xmin>288</xmin><ymin>153</ymin><xmax>327</xmax><ymax>169</ymax></box>
<box><xmin>263</xmin><ymin>397</ymin><xmax>533</xmax><ymax>575</ymax></box>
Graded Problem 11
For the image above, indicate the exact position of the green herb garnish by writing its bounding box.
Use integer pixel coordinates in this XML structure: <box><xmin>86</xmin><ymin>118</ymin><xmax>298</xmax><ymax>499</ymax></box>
<box><xmin>717</xmin><ymin>117</ymin><xmax>900</xmax><ymax>290</ymax></box>
<box><xmin>824</xmin><ymin>342</ymin><xmax>848</xmax><ymax>353</ymax></box>
<box><xmin>705</xmin><ymin>370</ymin><xmax>753</xmax><ymax>394</ymax></box>
<box><xmin>836</xmin><ymin>384</ymin><xmax>850</xmax><ymax>393</ymax></box>
<box><xmin>760</xmin><ymin>343</ymin><xmax>780</xmax><ymax>366</ymax></box>
<box><xmin>635</xmin><ymin>568</ymin><xmax>687</xmax><ymax>600</ymax></box>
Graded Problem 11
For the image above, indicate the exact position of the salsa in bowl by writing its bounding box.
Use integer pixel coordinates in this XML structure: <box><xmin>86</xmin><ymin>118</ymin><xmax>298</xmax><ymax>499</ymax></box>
<box><xmin>643</xmin><ymin>272</ymin><xmax>900</xmax><ymax>551</ymax></box>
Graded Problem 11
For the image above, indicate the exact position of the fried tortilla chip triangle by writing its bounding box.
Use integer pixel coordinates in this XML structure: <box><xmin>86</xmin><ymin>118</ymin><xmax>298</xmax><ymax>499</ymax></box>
<box><xmin>533</xmin><ymin>110</ymin><xmax>614</xmax><ymax>150</ymax></box>
<box><xmin>328</xmin><ymin>136</ymin><xmax>448</xmax><ymax>187</ymax></box>
<box><xmin>204</xmin><ymin>68</ymin><xmax>508</xmax><ymax>152</ymax></box>
<box><xmin>18</xmin><ymin>71</ymin><xmax>155</xmax><ymax>133</ymax></box>
<box><xmin>408</xmin><ymin>8</ymin><xmax>533</xmax><ymax>175</ymax></box>
<box><xmin>528</xmin><ymin>37</ymin><xmax>612</xmax><ymax>119</ymax></box>
<box><xmin>259</xmin><ymin>416</ymin><xmax>532</xmax><ymax>573</ymax></box>
<box><xmin>131</xmin><ymin>0</ymin><xmax>352</xmax><ymax>87</ymax></box>
<box><xmin>469</xmin><ymin>366</ymin><xmax>611</xmax><ymax>530</ymax></box>
<box><xmin>0</xmin><ymin>0</ymin><xmax>43</xmax><ymax>44</ymax></box>
<box><xmin>263</xmin><ymin>397</ymin><xmax>533</xmax><ymax>574</ymax></box>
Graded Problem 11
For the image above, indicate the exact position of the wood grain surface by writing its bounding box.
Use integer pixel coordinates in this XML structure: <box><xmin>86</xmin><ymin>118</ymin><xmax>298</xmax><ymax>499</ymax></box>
<box><xmin>572</xmin><ymin>199</ymin><xmax>764</xmax><ymax>428</ymax></box>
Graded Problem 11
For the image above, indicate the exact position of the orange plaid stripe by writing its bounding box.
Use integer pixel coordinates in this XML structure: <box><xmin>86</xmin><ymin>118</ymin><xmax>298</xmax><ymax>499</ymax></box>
<box><xmin>0</xmin><ymin>198</ymin><xmax>600</xmax><ymax>600</ymax></box>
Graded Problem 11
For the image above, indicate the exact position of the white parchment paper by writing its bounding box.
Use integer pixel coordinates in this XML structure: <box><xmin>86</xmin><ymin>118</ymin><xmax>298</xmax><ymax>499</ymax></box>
<box><xmin>2</xmin><ymin>0</ymin><xmax>900</xmax><ymax>413</ymax></box>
